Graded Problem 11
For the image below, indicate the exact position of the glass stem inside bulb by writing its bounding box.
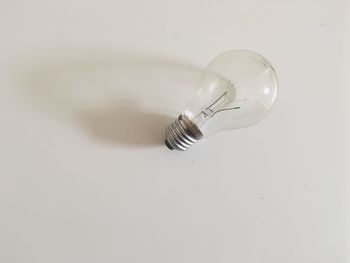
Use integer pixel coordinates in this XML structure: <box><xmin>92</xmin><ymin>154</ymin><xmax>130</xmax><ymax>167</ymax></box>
<box><xmin>191</xmin><ymin>82</ymin><xmax>240</xmax><ymax>128</ymax></box>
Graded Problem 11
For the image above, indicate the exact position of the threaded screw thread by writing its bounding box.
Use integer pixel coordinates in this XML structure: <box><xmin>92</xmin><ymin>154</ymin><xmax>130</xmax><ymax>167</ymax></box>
<box><xmin>165</xmin><ymin>115</ymin><xmax>203</xmax><ymax>151</ymax></box>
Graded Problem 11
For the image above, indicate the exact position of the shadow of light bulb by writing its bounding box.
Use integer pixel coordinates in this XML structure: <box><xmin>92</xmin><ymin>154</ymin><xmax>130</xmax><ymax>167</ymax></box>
<box><xmin>20</xmin><ymin>50</ymin><xmax>201</xmax><ymax>148</ymax></box>
<box><xmin>77</xmin><ymin>103</ymin><xmax>174</xmax><ymax>147</ymax></box>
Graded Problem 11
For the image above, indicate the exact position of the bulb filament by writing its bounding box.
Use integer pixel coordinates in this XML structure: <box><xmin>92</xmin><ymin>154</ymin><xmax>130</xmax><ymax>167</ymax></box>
<box><xmin>198</xmin><ymin>91</ymin><xmax>241</xmax><ymax>119</ymax></box>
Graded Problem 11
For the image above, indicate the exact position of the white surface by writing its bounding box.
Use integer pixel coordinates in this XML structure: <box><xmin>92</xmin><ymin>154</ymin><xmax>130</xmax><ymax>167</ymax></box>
<box><xmin>0</xmin><ymin>0</ymin><xmax>349</xmax><ymax>262</ymax></box>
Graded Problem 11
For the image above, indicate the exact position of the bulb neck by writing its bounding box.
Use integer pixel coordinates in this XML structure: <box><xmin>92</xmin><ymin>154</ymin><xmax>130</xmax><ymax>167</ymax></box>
<box><xmin>165</xmin><ymin>114</ymin><xmax>203</xmax><ymax>151</ymax></box>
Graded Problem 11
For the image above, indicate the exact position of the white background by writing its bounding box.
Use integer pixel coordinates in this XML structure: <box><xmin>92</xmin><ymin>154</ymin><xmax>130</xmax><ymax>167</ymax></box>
<box><xmin>0</xmin><ymin>0</ymin><xmax>349</xmax><ymax>262</ymax></box>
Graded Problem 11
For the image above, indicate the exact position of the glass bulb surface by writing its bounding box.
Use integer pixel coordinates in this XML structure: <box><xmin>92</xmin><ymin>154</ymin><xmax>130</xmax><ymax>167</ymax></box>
<box><xmin>185</xmin><ymin>49</ymin><xmax>278</xmax><ymax>137</ymax></box>
<box><xmin>165</xmin><ymin>49</ymin><xmax>278</xmax><ymax>150</ymax></box>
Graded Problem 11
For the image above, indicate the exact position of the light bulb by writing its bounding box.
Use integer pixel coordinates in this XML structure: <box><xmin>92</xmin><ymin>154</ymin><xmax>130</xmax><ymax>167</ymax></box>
<box><xmin>165</xmin><ymin>49</ymin><xmax>278</xmax><ymax>151</ymax></box>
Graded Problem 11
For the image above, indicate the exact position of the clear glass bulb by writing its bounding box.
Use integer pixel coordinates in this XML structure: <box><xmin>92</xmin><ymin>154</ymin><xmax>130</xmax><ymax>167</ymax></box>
<box><xmin>165</xmin><ymin>49</ymin><xmax>278</xmax><ymax>151</ymax></box>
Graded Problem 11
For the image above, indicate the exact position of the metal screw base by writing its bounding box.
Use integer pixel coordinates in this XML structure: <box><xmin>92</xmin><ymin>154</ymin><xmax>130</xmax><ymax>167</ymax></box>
<box><xmin>165</xmin><ymin>115</ymin><xmax>203</xmax><ymax>151</ymax></box>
